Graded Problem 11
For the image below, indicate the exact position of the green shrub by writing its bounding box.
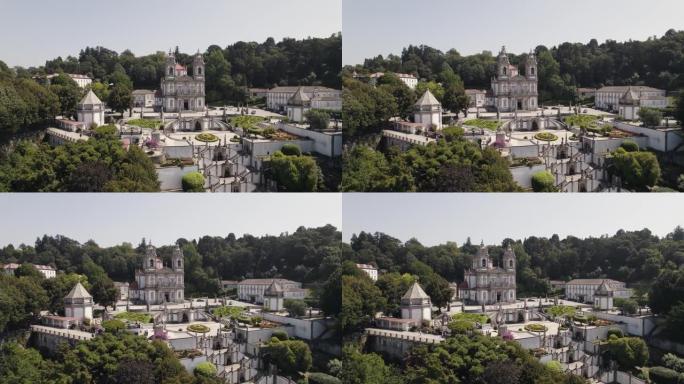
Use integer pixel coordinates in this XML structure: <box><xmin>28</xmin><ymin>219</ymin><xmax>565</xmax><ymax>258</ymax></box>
<box><xmin>449</xmin><ymin>320</ymin><xmax>475</xmax><ymax>334</ymax></box>
<box><xmin>531</xmin><ymin>171</ymin><xmax>557</xmax><ymax>192</ymax></box>
<box><xmin>93</xmin><ymin>124</ymin><xmax>118</xmax><ymax>138</ymax></box>
<box><xmin>194</xmin><ymin>362</ymin><xmax>217</xmax><ymax>377</ymax></box>
<box><xmin>648</xmin><ymin>366</ymin><xmax>681</xmax><ymax>384</ymax></box>
<box><xmin>607</xmin><ymin>328</ymin><xmax>624</xmax><ymax>339</ymax></box>
<box><xmin>524</xmin><ymin>323</ymin><xmax>548</xmax><ymax>332</ymax></box>
<box><xmin>182</xmin><ymin>172</ymin><xmax>204</xmax><ymax>192</ymax></box>
<box><xmin>620</xmin><ymin>140</ymin><xmax>639</xmax><ymax>152</ymax></box>
<box><xmin>545</xmin><ymin>360</ymin><xmax>563</xmax><ymax>373</ymax></box>
<box><xmin>272</xmin><ymin>330</ymin><xmax>289</xmax><ymax>341</ymax></box>
<box><xmin>281</xmin><ymin>143</ymin><xmax>302</xmax><ymax>156</ymax></box>
<box><xmin>102</xmin><ymin>319</ymin><xmax>125</xmax><ymax>333</ymax></box>
<box><xmin>308</xmin><ymin>372</ymin><xmax>342</xmax><ymax>384</ymax></box>
<box><xmin>114</xmin><ymin>312</ymin><xmax>152</xmax><ymax>323</ymax></box>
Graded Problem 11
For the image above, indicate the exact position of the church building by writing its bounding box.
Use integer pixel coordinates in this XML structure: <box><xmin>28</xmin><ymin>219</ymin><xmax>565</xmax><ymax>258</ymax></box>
<box><xmin>130</xmin><ymin>244</ymin><xmax>185</xmax><ymax>304</ymax></box>
<box><xmin>458</xmin><ymin>242</ymin><xmax>517</xmax><ymax>305</ymax></box>
<box><xmin>488</xmin><ymin>46</ymin><xmax>538</xmax><ymax>112</ymax></box>
<box><xmin>161</xmin><ymin>50</ymin><xmax>205</xmax><ymax>112</ymax></box>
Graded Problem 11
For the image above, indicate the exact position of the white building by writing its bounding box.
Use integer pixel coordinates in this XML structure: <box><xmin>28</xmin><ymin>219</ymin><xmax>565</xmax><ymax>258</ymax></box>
<box><xmin>114</xmin><ymin>281</ymin><xmax>129</xmax><ymax>301</ymax></box>
<box><xmin>459</xmin><ymin>243</ymin><xmax>516</xmax><ymax>305</ymax></box>
<box><xmin>617</xmin><ymin>86</ymin><xmax>669</xmax><ymax>121</ymax></box>
<box><xmin>414</xmin><ymin>89</ymin><xmax>443</xmax><ymax>130</ymax></box>
<box><xmin>401</xmin><ymin>282</ymin><xmax>432</xmax><ymax>323</ymax></box>
<box><xmin>368</xmin><ymin>72</ymin><xmax>418</xmax><ymax>89</ymax></box>
<box><xmin>132</xmin><ymin>89</ymin><xmax>156</xmax><ymax>108</ymax></box>
<box><xmin>2</xmin><ymin>263</ymin><xmax>56</xmax><ymax>278</ymax></box>
<box><xmin>286</xmin><ymin>87</ymin><xmax>310</xmax><ymax>123</ymax></box>
<box><xmin>593</xmin><ymin>280</ymin><xmax>614</xmax><ymax>311</ymax></box>
<box><xmin>64</xmin><ymin>282</ymin><xmax>93</xmax><ymax>321</ymax></box>
<box><xmin>466</xmin><ymin>89</ymin><xmax>486</xmax><ymax>107</ymax></box>
<box><xmin>595</xmin><ymin>85</ymin><xmax>666</xmax><ymax>111</ymax></box>
<box><xmin>565</xmin><ymin>278</ymin><xmax>631</xmax><ymax>303</ymax></box>
<box><xmin>263</xmin><ymin>281</ymin><xmax>285</xmax><ymax>311</ymax></box>
<box><xmin>356</xmin><ymin>263</ymin><xmax>378</xmax><ymax>281</ymax></box>
<box><xmin>76</xmin><ymin>90</ymin><xmax>105</xmax><ymax>128</ymax></box>
<box><xmin>267</xmin><ymin>86</ymin><xmax>340</xmax><ymax>112</ymax></box>
<box><xmin>488</xmin><ymin>46</ymin><xmax>538</xmax><ymax>112</ymax></box>
<box><xmin>68</xmin><ymin>74</ymin><xmax>92</xmax><ymax>88</ymax></box>
<box><xmin>237</xmin><ymin>278</ymin><xmax>303</xmax><ymax>304</ymax></box>
<box><xmin>161</xmin><ymin>51</ymin><xmax>205</xmax><ymax>112</ymax></box>
<box><xmin>129</xmin><ymin>245</ymin><xmax>185</xmax><ymax>304</ymax></box>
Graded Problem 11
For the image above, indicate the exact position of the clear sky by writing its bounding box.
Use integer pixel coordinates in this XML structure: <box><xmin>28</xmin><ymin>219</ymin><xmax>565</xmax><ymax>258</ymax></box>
<box><xmin>1</xmin><ymin>0</ymin><xmax>341</xmax><ymax>68</ymax></box>
<box><xmin>342</xmin><ymin>194</ymin><xmax>684</xmax><ymax>246</ymax></box>
<box><xmin>0</xmin><ymin>194</ymin><xmax>341</xmax><ymax>247</ymax></box>
<box><xmin>343</xmin><ymin>0</ymin><xmax>684</xmax><ymax>65</ymax></box>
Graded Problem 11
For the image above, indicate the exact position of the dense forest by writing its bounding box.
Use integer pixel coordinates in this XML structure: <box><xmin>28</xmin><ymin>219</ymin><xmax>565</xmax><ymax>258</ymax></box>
<box><xmin>350</xmin><ymin>29</ymin><xmax>684</xmax><ymax>102</ymax></box>
<box><xmin>0</xmin><ymin>225</ymin><xmax>341</xmax><ymax>298</ymax></box>
<box><xmin>344</xmin><ymin>227</ymin><xmax>684</xmax><ymax>297</ymax></box>
<box><xmin>37</xmin><ymin>34</ymin><xmax>341</xmax><ymax>104</ymax></box>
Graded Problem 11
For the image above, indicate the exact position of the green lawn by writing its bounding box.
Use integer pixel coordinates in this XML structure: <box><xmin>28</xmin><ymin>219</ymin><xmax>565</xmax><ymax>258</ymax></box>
<box><xmin>231</xmin><ymin>115</ymin><xmax>265</xmax><ymax>130</ymax></box>
<box><xmin>545</xmin><ymin>305</ymin><xmax>576</xmax><ymax>318</ymax></box>
<box><xmin>114</xmin><ymin>311</ymin><xmax>152</xmax><ymax>323</ymax></box>
<box><xmin>452</xmin><ymin>312</ymin><xmax>489</xmax><ymax>323</ymax></box>
<box><xmin>126</xmin><ymin>119</ymin><xmax>162</xmax><ymax>129</ymax></box>
<box><xmin>563</xmin><ymin>115</ymin><xmax>598</xmax><ymax>129</ymax></box>
<box><xmin>463</xmin><ymin>119</ymin><xmax>502</xmax><ymax>131</ymax></box>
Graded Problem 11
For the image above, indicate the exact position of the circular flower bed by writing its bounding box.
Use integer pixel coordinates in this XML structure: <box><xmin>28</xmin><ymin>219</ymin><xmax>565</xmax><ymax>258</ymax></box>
<box><xmin>524</xmin><ymin>323</ymin><xmax>548</xmax><ymax>332</ymax></box>
<box><xmin>187</xmin><ymin>324</ymin><xmax>210</xmax><ymax>333</ymax></box>
<box><xmin>534</xmin><ymin>132</ymin><xmax>558</xmax><ymax>142</ymax></box>
<box><xmin>195</xmin><ymin>133</ymin><xmax>219</xmax><ymax>142</ymax></box>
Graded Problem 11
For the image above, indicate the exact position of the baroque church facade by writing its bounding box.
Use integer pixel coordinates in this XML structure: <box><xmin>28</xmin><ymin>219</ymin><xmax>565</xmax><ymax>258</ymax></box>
<box><xmin>458</xmin><ymin>242</ymin><xmax>517</xmax><ymax>305</ymax></box>
<box><xmin>161</xmin><ymin>51</ymin><xmax>205</xmax><ymax>112</ymax></box>
<box><xmin>130</xmin><ymin>245</ymin><xmax>185</xmax><ymax>304</ymax></box>
<box><xmin>488</xmin><ymin>46</ymin><xmax>538</xmax><ymax>112</ymax></box>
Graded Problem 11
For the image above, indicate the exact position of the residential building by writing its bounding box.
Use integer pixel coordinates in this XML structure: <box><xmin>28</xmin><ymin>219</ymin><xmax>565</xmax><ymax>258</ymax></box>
<box><xmin>565</xmin><ymin>278</ymin><xmax>631</xmax><ymax>303</ymax></box>
<box><xmin>266</xmin><ymin>86</ymin><xmax>340</xmax><ymax>112</ymax></box>
<box><xmin>617</xmin><ymin>86</ymin><xmax>669</xmax><ymax>120</ymax></box>
<box><xmin>356</xmin><ymin>263</ymin><xmax>378</xmax><ymax>281</ymax></box>
<box><xmin>237</xmin><ymin>278</ymin><xmax>303</xmax><ymax>303</ymax></box>
<box><xmin>595</xmin><ymin>85</ymin><xmax>666</xmax><ymax>111</ymax></box>
<box><xmin>2</xmin><ymin>263</ymin><xmax>56</xmax><ymax>278</ymax></box>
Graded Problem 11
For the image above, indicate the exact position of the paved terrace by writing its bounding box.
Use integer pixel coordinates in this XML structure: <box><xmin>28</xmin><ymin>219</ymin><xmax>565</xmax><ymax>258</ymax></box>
<box><xmin>366</xmin><ymin>328</ymin><xmax>444</xmax><ymax>344</ymax></box>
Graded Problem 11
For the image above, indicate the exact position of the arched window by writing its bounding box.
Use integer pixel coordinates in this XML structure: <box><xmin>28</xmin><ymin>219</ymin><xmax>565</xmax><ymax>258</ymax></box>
<box><xmin>198</xmin><ymin>67</ymin><xmax>202</xmax><ymax>75</ymax></box>
<box><xmin>509</xmin><ymin>260</ymin><xmax>513</xmax><ymax>268</ymax></box>
<box><xmin>531</xmin><ymin>67</ymin><xmax>535</xmax><ymax>75</ymax></box>
<box><xmin>149</xmin><ymin>259</ymin><xmax>154</xmax><ymax>268</ymax></box>
<box><xmin>481</xmin><ymin>258</ymin><xmax>486</xmax><ymax>267</ymax></box>
<box><xmin>177</xmin><ymin>259</ymin><xmax>181</xmax><ymax>268</ymax></box>
<box><xmin>503</xmin><ymin>67</ymin><xmax>507</xmax><ymax>75</ymax></box>
<box><xmin>169</xmin><ymin>67</ymin><xmax>173</xmax><ymax>76</ymax></box>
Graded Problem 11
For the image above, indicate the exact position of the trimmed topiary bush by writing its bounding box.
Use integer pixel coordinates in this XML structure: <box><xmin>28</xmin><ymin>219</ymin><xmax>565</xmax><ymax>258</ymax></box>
<box><xmin>281</xmin><ymin>143</ymin><xmax>302</xmax><ymax>156</ymax></box>
<box><xmin>607</xmin><ymin>328</ymin><xmax>624</xmax><ymax>339</ymax></box>
<box><xmin>620</xmin><ymin>140</ymin><xmax>639</xmax><ymax>152</ymax></box>
<box><xmin>524</xmin><ymin>323</ymin><xmax>548</xmax><ymax>332</ymax></box>
<box><xmin>648</xmin><ymin>366</ymin><xmax>681</xmax><ymax>384</ymax></box>
<box><xmin>531</xmin><ymin>171</ymin><xmax>557</xmax><ymax>192</ymax></box>
<box><xmin>534</xmin><ymin>132</ymin><xmax>558</xmax><ymax>142</ymax></box>
<box><xmin>187</xmin><ymin>324</ymin><xmax>210</xmax><ymax>333</ymax></box>
<box><xmin>195</xmin><ymin>133</ymin><xmax>219</xmax><ymax>142</ymax></box>
<box><xmin>194</xmin><ymin>361</ymin><xmax>217</xmax><ymax>377</ymax></box>
<box><xmin>182</xmin><ymin>172</ymin><xmax>204</xmax><ymax>192</ymax></box>
<box><xmin>272</xmin><ymin>330</ymin><xmax>289</xmax><ymax>341</ymax></box>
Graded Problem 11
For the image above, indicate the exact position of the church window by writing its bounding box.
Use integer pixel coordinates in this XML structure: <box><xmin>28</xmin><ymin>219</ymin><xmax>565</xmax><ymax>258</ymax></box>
<box><xmin>481</xmin><ymin>258</ymin><xmax>486</xmax><ymax>267</ymax></box>
<box><xmin>177</xmin><ymin>259</ymin><xmax>181</xmax><ymax>268</ymax></box>
<box><xmin>509</xmin><ymin>260</ymin><xmax>513</xmax><ymax>268</ymax></box>
<box><xmin>503</xmin><ymin>67</ymin><xmax>507</xmax><ymax>75</ymax></box>
<box><xmin>198</xmin><ymin>67</ymin><xmax>202</xmax><ymax>75</ymax></box>
<box><xmin>531</xmin><ymin>67</ymin><xmax>535</xmax><ymax>75</ymax></box>
<box><xmin>149</xmin><ymin>259</ymin><xmax>154</xmax><ymax>268</ymax></box>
